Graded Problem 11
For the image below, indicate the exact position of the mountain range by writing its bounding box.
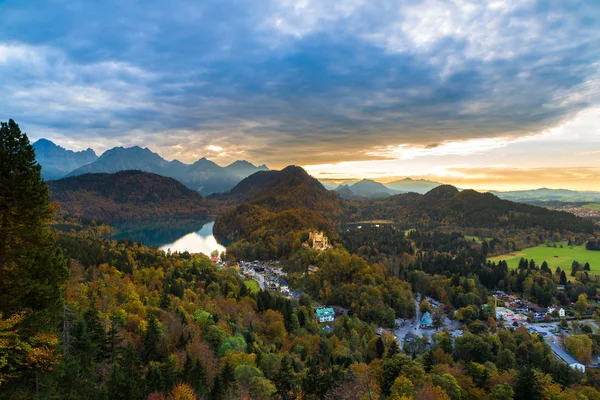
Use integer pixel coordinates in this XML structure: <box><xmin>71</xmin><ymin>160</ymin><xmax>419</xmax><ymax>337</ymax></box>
<box><xmin>34</xmin><ymin>139</ymin><xmax>268</xmax><ymax>195</ymax></box>
<box><xmin>34</xmin><ymin>139</ymin><xmax>600</xmax><ymax>202</ymax></box>
<box><xmin>33</xmin><ymin>139</ymin><xmax>98</xmax><ymax>180</ymax></box>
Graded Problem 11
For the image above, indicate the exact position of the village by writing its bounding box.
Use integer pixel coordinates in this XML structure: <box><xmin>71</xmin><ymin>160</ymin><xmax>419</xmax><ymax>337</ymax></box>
<box><xmin>217</xmin><ymin>231</ymin><xmax>600</xmax><ymax>374</ymax></box>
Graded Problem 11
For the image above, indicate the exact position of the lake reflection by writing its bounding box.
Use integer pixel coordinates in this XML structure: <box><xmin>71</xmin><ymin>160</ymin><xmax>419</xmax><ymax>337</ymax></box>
<box><xmin>159</xmin><ymin>221</ymin><xmax>225</xmax><ymax>255</ymax></box>
<box><xmin>111</xmin><ymin>218</ymin><xmax>226</xmax><ymax>255</ymax></box>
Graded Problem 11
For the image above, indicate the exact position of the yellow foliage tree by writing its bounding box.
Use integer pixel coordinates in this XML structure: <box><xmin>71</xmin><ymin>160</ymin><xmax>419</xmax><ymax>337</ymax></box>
<box><xmin>0</xmin><ymin>312</ymin><xmax>61</xmax><ymax>386</ymax></box>
<box><xmin>564</xmin><ymin>334</ymin><xmax>592</xmax><ymax>364</ymax></box>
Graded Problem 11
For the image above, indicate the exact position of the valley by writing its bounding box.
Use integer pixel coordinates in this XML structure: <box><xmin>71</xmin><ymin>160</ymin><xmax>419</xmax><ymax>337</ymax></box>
<box><xmin>4</xmin><ymin>124</ymin><xmax>600</xmax><ymax>399</ymax></box>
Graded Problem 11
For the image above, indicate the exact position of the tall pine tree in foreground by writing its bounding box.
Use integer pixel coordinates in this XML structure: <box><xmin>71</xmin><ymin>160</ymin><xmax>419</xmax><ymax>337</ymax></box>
<box><xmin>0</xmin><ymin>119</ymin><xmax>69</xmax><ymax>388</ymax></box>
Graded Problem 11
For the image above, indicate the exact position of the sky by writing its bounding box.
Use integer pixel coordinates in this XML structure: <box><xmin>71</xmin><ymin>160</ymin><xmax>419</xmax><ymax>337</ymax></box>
<box><xmin>1</xmin><ymin>0</ymin><xmax>599</xmax><ymax>190</ymax></box>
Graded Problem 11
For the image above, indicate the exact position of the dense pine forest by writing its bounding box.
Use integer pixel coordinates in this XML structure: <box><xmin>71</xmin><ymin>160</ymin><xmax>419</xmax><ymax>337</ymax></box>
<box><xmin>3</xmin><ymin>119</ymin><xmax>600</xmax><ymax>399</ymax></box>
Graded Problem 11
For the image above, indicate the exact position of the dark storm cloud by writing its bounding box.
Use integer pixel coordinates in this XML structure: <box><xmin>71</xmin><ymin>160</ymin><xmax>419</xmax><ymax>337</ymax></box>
<box><xmin>0</xmin><ymin>0</ymin><xmax>598</xmax><ymax>165</ymax></box>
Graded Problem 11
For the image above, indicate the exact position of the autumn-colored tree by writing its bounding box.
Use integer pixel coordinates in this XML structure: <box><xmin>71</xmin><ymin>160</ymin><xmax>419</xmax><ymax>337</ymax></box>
<box><xmin>390</xmin><ymin>375</ymin><xmax>415</xmax><ymax>399</ymax></box>
<box><xmin>489</xmin><ymin>383</ymin><xmax>514</xmax><ymax>400</ymax></box>
<box><xmin>564</xmin><ymin>334</ymin><xmax>592</xmax><ymax>364</ymax></box>
<box><xmin>575</xmin><ymin>294</ymin><xmax>588</xmax><ymax>314</ymax></box>
<box><xmin>0</xmin><ymin>313</ymin><xmax>61</xmax><ymax>386</ymax></box>
<box><xmin>416</xmin><ymin>382</ymin><xmax>451</xmax><ymax>400</ymax></box>
<box><xmin>420</xmin><ymin>299</ymin><xmax>432</xmax><ymax>314</ymax></box>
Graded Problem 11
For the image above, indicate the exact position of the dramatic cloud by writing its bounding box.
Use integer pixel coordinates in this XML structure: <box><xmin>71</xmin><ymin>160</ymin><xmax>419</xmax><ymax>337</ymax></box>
<box><xmin>0</xmin><ymin>0</ymin><xmax>599</xmax><ymax>188</ymax></box>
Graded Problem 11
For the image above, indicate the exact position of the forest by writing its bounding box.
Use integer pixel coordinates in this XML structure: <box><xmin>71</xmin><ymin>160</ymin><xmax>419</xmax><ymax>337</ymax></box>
<box><xmin>2</xmin><ymin>119</ymin><xmax>600</xmax><ymax>399</ymax></box>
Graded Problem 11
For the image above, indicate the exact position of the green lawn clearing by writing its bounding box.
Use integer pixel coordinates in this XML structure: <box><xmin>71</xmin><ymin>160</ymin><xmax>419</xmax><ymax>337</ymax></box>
<box><xmin>487</xmin><ymin>244</ymin><xmax>600</xmax><ymax>273</ymax></box>
<box><xmin>244</xmin><ymin>280</ymin><xmax>260</xmax><ymax>293</ymax></box>
<box><xmin>464</xmin><ymin>235</ymin><xmax>490</xmax><ymax>243</ymax></box>
<box><xmin>582</xmin><ymin>203</ymin><xmax>600</xmax><ymax>211</ymax></box>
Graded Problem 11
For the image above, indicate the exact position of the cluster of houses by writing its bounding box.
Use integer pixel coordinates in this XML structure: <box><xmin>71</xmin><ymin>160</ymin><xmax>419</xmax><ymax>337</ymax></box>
<box><xmin>265</xmin><ymin>275</ymin><xmax>290</xmax><ymax>295</ymax></box>
<box><xmin>492</xmin><ymin>291</ymin><xmax>566</xmax><ymax>321</ymax></box>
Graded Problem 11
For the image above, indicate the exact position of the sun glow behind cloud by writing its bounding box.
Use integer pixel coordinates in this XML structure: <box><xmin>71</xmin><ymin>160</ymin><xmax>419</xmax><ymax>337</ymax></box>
<box><xmin>0</xmin><ymin>1</ymin><xmax>599</xmax><ymax>190</ymax></box>
<box><xmin>306</xmin><ymin>107</ymin><xmax>600</xmax><ymax>190</ymax></box>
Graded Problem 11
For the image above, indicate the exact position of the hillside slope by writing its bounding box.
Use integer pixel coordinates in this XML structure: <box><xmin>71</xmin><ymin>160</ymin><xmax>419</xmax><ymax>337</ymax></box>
<box><xmin>353</xmin><ymin>185</ymin><xmax>594</xmax><ymax>233</ymax></box>
<box><xmin>49</xmin><ymin>171</ymin><xmax>211</xmax><ymax>222</ymax></box>
<box><xmin>213</xmin><ymin>166</ymin><xmax>347</xmax><ymax>241</ymax></box>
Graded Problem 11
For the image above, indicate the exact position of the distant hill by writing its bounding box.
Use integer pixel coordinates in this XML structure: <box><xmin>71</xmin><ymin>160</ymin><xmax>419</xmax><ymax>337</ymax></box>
<box><xmin>48</xmin><ymin>171</ymin><xmax>211</xmax><ymax>222</ymax></box>
<box><xmin>66</xmin><ymin>146</ymin><xmax>268</xmax><ymax>195</ymax></box>
<box><xmin>334</xmin><ymin>184</ymin><xmax>358</xmax><ymax>200</ymax></box>
<box><xmin>491</xmin><ymin>188</ymin><xmax>600</xmax><ymax>203</ymax></box>
<box><xmin>385</xmin><ymin>177</ymin><xmax>442</xmax><ymax>194</ymax></box>
<box><xmin>335</xmin><ymin>179</ymin><xmax>400</xmax><ymax>199</ymax></box>
<box><xmin>225</xmin><ymin>160</ymin><xmax>269</xmax><ymax>178</ymax></box>
<box><xmin>33</xmin><ymin>139</ymin><xmax>97</xmax><ymax>180</ymax></box>
<box><xmin>213</xmin><ymin>166</ymin><xmax>346</xmax><ymax>241</ymax></box>
<box><xmin>354</xmin><ymin>184</ymin><xmax>594</xmax><ymax>233</ymax></box>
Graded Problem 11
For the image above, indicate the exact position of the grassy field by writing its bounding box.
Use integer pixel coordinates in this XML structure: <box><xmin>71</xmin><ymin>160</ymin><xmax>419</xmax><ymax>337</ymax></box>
<box><xmin>488</xmin><ymin>244</ymin><xmax>600</xmax><ymax>273</ymax></box>
<box><xmin>347</xmin><ymin>220</ymin><xmax>395</xmax><ymax>225</ymax></box>
<box><xmin>583</xmin><ymin>203</ymin><xmax>600</xmax><ymax>210</ymax></box>
<box><xmin>244</xmin><ymin>280</ymin><xmax>260</xmax><ymax>293</ymax></box>
<box><xmin>464</xmin><ymin>235</ymin><xmax>490</xmax><ymax>243</ymax></box>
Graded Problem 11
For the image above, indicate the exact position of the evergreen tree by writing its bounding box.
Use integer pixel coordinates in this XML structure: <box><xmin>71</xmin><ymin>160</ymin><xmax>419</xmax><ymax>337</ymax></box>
<box><xmin>423</xmin><ymin>349</ymin><xmax>435</xmax><ymax>372</ymax></box>
<box><xmin>274</xmin><ymin>355</ymin><xmax>296</xmax><ymax>399</ymax></box>
<box><xmin>0</xmin><ymin>119</ymin><xmax>69</xmax><ymax>384</ymax></box>
<box><xmin>105</xmin><ymin>320</ymin><xmax>120</xmax><ymax>363</ymax></box>
<box><xmin>144</xmin><ymin>312</ymin><xmax>162</xmax><ymax>362</ymax></box>
<box><xmin>388</xmin><ymin>340</ymin><xmax>400</xmax><ymax>358</ymax></box>
<box><xmin>83</xmin><ymin>306</ymin><xmax>106</xmax><ymax>362</ymax></box>
<box><xmin>144</xmin><ymin>362</ymin><xmax>163</xmax><ymax>395</ymax></box>
<box><xmin>376</xmin><ymin>337</ymin><xmax>385</xmax><ymax>359</ymax></box>
<box><xmin>107</xmin><ymin>344</ymin><xmax>143</xmax><ymax>400</ymax></box>
<box><xmin>302</xmin><ymin>356</ymin><xmax>322</xmax><ymax>399</ymax></box>
<box><xmin>560</xmin><ymin>270</ymin><xmax>567</xmax><ymax>286</ymax></box>
<box><xmin>162</xmin><ymin>354</ymin><xmax>180</xmax><ymax>394</ymax></box>
<box><xmin>160</xmin><ymin>283</ymin><xmax>171</xmax><ymax>309</ymax></box>
<box><xmin>211</xmin><ymin>374</ymin><xmax>223</xmax><ymax>400</ymax></box>
<box><xmin>515</xmin><ymin>368</ymin><xmax>543</xmax><ymax>400</ymax></box>
<box><xmin>188</xmin><ymin>358</ymin><xmax>208</xmax><ymax>398</ymax></box>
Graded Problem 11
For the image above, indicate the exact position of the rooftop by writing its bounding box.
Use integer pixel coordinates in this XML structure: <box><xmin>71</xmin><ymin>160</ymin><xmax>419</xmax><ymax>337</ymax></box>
<box><xmin>316</xmin><ymin>307</ymin><xmax>335</xmax><ymax>317</ymax></box>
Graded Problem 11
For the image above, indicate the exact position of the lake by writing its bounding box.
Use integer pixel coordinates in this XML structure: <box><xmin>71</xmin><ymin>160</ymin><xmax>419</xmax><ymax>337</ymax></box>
<box><xmin>111</xmin><ymin>218</ymin><xmax>227</xmax><ymax>255</ymax></box>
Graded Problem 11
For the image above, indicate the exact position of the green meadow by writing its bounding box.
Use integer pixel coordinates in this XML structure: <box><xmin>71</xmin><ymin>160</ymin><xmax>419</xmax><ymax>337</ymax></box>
<box><xmin>583</xmin><ymin>203</ymin><xmax>600</xmax><ymax>210</ymax></box>
<box><xmin>487</xmin><ymin>244</ymin><xmax>600</xmax><ymax>273</ymax></box>
<box><xmin>244</xmin><ymin>279</ymin><xmax>260</xmax><ymax>293</ymax></box>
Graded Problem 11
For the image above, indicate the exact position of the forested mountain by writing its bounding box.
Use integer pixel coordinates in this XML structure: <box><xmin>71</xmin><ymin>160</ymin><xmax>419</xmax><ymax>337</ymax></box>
<box><xmin>33</xmin><ymin>138</ymin><xmax>97</xmax><ymax>180</ymax></box>
<box><xmin>385</xmin><ymin>177</ymin><xmax>442</xmax><ymax>194</ymax></box>
<box><xmin>49</xmin><ymin>171</ymin><xmax>211</xmax><ymax>222</ymax></box>
<box><xmin>351</xmin><ymin>185</ymin><xmax>595</xmax><ymax>233</ymax></box>
<box><xmin>65</xmin><ymin>146</ymin><xmax>268</xmax><ymax>195</ymax></box>
<box><xmin>212</xmin><ymin>166</ymin><xmax>344</xmax><ymax>212</ymax></box>
<box><xmin>213</xmin><ymin>166</ymin><xmax>347</xmax><ymax>254</ymax></box>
